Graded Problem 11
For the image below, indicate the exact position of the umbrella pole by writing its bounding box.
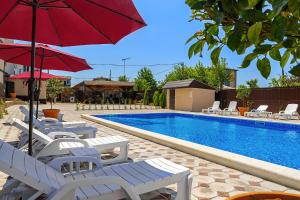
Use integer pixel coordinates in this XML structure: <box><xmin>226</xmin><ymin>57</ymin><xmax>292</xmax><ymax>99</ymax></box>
<box><xmin>36</xmin><ymin>50</ymin><xmax>44</xmax><ymax>119</ymax></box>
<box><xmin>28</xmin><ymin>1</ymin><xmax>37</xmax><ymax>156</ymax></box>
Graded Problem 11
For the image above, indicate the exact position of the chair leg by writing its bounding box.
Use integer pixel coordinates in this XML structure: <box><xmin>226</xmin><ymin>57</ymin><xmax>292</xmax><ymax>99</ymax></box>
<box><xmin>174</xmin><ymin>174</ymin><xmax>192</xmax><ymax>200</ymax></box>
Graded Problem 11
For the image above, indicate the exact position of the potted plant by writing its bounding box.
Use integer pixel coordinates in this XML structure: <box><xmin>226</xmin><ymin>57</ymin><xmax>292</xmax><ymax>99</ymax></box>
<box><xmin>43</xmin><ymin>78</ymin><xmax>64</xmax><ymax>119</ymax></box>
<box><xmin>236</xmin><ymin>84</ymin><xmax>251</xmax><ymax>116</ymax></box>
<box><xmin>9</xmin><ymin>89</ymin><xmax>16</xmax><ymax>99</ymax></box>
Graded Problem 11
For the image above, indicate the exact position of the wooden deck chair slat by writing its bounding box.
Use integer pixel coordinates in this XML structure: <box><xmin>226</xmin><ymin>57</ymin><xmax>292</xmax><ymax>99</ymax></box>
<box><xmin>120</xmin><ymin>164</ymin><xmax>154</xmax><ymax>183</ymax></box>
<box><xmin>136</xmin><ymin>161</ymin><xmax>170</xmax><ymax>179</ymax></box>
<box><xmin>128</xmin><ymin>162</ymin><xmax>162</xmax><ymax>180</ymax></box>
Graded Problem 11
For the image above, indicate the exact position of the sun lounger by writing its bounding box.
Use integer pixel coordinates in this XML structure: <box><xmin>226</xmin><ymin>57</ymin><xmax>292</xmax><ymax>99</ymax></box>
<box><xmin>202</xmin><ymin>101</ymin><xmax>221</xmax><ymax>114</ymax></box>
<box><xmin>244</xmin><ymin>105</ymin><xmax>272</xmax><ymax>117</ymax></box>
<box><xmin>273</xmin><ymin>104</ymin><xmax>299</xmax><ymax>120</ymax></box>
<box><xmin>13</xmin><ymin>118</ymin><xmax>129</xmax><ymax>165</ymax></box>
<box><xmin>20</xmin><ymin>105</ymin><xmax>64</xmax><ymax>122</ymax></box>
<box><xmin>218</xmin><ymin>101</ymin><xmax>239</xmax><ymax>115</ymax></box>
<box><xmin>0</xmin><ymin>140</ymin><xmax>192</xmax><ymax>200</ymax></box>
<box><xmin>19</xmin><ymin>106</ymin><xmax>97</xmax><ymax>138</ymax></box>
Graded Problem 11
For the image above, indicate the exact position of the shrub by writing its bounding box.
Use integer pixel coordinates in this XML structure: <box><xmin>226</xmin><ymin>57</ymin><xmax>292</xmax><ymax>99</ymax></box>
<box><xmin>46</xmin><ymin>78</ymin><xmax>64</xmax><ymax>109</ymax></box>
<box><xmin>153</xmin><ymin>91</ymin><xmax>160</xmax><ymax>106</ymax></box>
<box><xmin>159</xmin><ymin>92</ymin><xmax>166</xmax><ymax>108</ymax></box>
<box><xmin>143</xmin><ymin>89</ymin><xmax>149</xmax><ymax>105</ymax></box>
<box><xmin>236</xmin><ymin>85</ymin><xmax>251</xmax><ymax>107</ymax></box>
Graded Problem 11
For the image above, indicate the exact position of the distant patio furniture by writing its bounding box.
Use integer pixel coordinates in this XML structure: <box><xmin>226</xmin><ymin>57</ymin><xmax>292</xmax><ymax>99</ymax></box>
<box><xmin>218</xmin><ymin>101</ymin><xmax>239</xmax><ymax>115</ymax></box>
<box><xmin>202</xmin><ymin>101</ymin><xmax>221</xmax><ymax>114</ymax></box>
<box><xmin>0</xmin><ymin>140</ymin><xmax>192</xmax><ymax>200</ymax></box>
<box><xmin>12</xmin><ymin>118</ymin><xmax>129</xmax><ymax>165</ymax></box>
<box><xmin>273</xmin><ymin>104</ymin><xmax>299</xmax><ymax>120</ymax></box>
<box><xmin>244</xmin><ymin>105</ymin><xmax>272</xmax><ymax>118</ymax></box>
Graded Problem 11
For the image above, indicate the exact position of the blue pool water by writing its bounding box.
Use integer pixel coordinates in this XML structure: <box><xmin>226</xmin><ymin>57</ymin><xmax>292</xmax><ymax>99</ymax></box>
<box><xmin>95</xmin><ymin>113</ymin><xmax>300</xmax><ymax>170</ymax></box>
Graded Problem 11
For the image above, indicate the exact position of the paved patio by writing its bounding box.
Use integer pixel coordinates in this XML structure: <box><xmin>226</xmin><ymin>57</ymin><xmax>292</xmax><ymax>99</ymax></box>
<box><xmin>0</xmin><ymin>103</ymin><xmax>299</xmax><ymax>200</ymax></box>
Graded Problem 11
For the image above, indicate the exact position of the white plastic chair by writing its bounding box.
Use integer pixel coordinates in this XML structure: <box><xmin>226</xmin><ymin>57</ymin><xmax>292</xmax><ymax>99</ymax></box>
<box><xmin>202</xmin><ymin>101</ymin><xmax>221</xmax><ymax>114</ymax></box>
<box><xmin>273</xmin><ymin>104</ymin><xmax>299</xmax><ymax>120</ymax></box>
<box><xmin>0</xmin><ymin>140</ymin><xmax>192</xmax><ymax>200</ymax></box>
<box><xmin>218</xmin><ymin>101</ymin><xmax>239</xmax><ymax>115</ymax></box>
<box><xmin>245</xmin><ymin>105</ymin><xmax>271</xmax><ymax>117</ymax></box>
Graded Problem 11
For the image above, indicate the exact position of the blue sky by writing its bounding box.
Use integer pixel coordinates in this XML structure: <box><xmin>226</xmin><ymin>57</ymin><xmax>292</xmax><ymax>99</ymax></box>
<box><xmin>51</xmin><ymin>0</ymin><xmax>286</xmax><ymax>87</ymax></box>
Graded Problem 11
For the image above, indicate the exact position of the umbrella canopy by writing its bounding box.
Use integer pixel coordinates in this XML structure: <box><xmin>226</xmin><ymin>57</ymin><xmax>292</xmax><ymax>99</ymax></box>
<box><xmin>10</xmin><ymin>70</ymin><xmax>65</xmax><ymax>81</ymax></box>
<box><xmin>0</xmin><ymin>43</ymin><xmax>92</xmax><ymax>72</ymax></box>
<box><xmin>0</xmin><ymin>0</ymin><xmax>145</xmax><ymax>156</ymax></box>
<box><xmin>0</xmin><ymin>0</ymin><xmax>146</xmax><ymax>46</ymax></box>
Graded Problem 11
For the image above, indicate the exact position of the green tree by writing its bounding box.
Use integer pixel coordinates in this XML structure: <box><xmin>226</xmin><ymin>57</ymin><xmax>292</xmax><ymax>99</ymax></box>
<box><xmin>246</xmin><ymin>78</ymin><xmax>259</xmax><ymax>88</ymax></box>
<box><xmin>143</xmin><ymin>89</ymin><xmax>149</xmax><ymax>105</ymax></box>
<box><xmin>236</xmin><ymin>85</ymin><xmax>252</xmax><ymax>107</ymax></box>
<box><xmin>153</xmin><ymin>91</ymin><xmax>160</xmax><ymax>106</ymax></box>
<box><xmin>165</xmin><ymin>64</ymin><xmax>197</xmax><ymax>82</ymax></box>
<box><xmin>206</xmin><ymin>58</ymin><xmax>230</xmax><ymax>91</ymax></box>
<box><xmin>46</xmin><ymin>78</ymin><xmax>64</xmax><ymax>109</ymax></box>
<box><xmin>159</xmin><ymin>92</ymin><xmax>166</xmax><ymax>108</ymax></box>
<box><xmin>134</xmin><ymin>67</ymin><xmax>157</xmax><ymax>91</ymax></box>
<box><xmin>118</xmin><ymin>75</ymin><xmax>129</xmax><ymax>82</ymax></box>
<box><xmin>186</xmin><ymin>0</ymin><xmax>300</xmax><ymax>78</ymax></box>
<box><xmin>269</xmin><ymin>75</ymin><xmax>300</xmax><ymax>87</ymax></box>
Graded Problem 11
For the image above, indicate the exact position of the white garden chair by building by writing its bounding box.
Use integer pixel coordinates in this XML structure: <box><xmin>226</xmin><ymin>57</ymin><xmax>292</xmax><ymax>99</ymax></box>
<box><xmin>244</xmin><ymin>105</ymin><xmax>271</xmax><ymax>118</ymax></box>
<box><xmin>202</xmin><ymin>101</ymin><xmax>221</xmax><ymax>114</ymax></box>
<box><xmin>218</xmin><ymin>101</ymin><xmax>239</xmax><ymax>115</ymax></box>
<box><xmin>0</xmin><ymin>140</ymin><xmax>192</xmax><ymax>200</ymax></box>
<box><xmin>13</xmin><ymin>118</ymin><xmax>129</xmax><ymax>165</ymax></box>
<box><xmin>273</xmin><ymin>104</ymin><xmax>299</xmax><ymax>120</ymax></box>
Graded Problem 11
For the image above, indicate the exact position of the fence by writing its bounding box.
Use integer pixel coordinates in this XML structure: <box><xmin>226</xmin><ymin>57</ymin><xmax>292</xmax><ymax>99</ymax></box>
<box><xmin>216</xmin><ymin>87</ymin><xmax>300</xmax><ymax>113</ymax></box>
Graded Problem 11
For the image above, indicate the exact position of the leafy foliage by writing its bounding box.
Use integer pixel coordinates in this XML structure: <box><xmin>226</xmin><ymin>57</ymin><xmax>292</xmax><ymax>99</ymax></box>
<box><xmin>118</xmin><ymin>75</ymin><xmax>129</xmax><ymax>82</ymax></box>
<box><xmin>269</xmin><ymin>75</ymin><xmax>300</xmax><ymax>87</ymax></box>
<box><xmin>143</xmin><ymin>89</ymin><xmax>149</xmax><ymax>105</ymax></box>
<box><xmin>153</xmin><ymin>91</ymin><xmax>160</xmax><ymax>106</ymax></box>
<box><xmin>46</xmin><ymin>78</ymin><xmax>64</xmax><ymax>109</ymax></box>
<box><xmin>246</xmin><ymin>78</ymin><xmax>259</xmax><ymax>88</ymax></box>
<box><xmin>134</xmin><ymin>67</ymin><xmax>157</xmax><ymax>91</ymax></box>
<box><xmin>186</xmin><ymin>0</ymin><xmax>300</xmax><ymax>78</ymax></box>
<box><xmin>236</xmin><ymin>84</ymin><xmax>252</xmax><ymax>107</ymax></box>
<box><xmin>159</xmin><ymin>92</ymin><xmax>166</xmax><ymax>108</ymax></box>
<box><xmin>165</xmin><ymin>58</ymin><xmax>231</xmax><ymax>91</ymax></box>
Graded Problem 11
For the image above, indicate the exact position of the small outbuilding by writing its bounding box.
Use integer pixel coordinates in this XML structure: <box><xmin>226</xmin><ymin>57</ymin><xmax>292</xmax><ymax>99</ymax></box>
<box><xmin>163</xmin><ymin>79</ymin><xmax>215</xmax><ymax>112</ymax></box>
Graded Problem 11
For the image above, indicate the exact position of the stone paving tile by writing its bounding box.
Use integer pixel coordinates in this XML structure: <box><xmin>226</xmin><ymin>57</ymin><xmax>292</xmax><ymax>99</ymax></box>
<box><xmin>0</xmin><ymin>104</ymin><xmax>299</xmax><ymax>200</ymax></box>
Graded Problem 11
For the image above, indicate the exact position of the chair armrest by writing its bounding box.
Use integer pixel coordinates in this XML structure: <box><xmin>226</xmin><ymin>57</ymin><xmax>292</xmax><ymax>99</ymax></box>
<box><xmin>41</xmin><ymin>117</ymin><xmax>59</xmax><ymax>123</ymax></box>
<box><xmin>47</xmin><ymin>131</ymin><xmax>79</xmax><ymax>139</ymax></box>
<box><xmin>55</xmin><ymin>138</ymin><xmax>90</xmax><ymax>147</ymax></box>
<box><xmin>55</xmin><ymin>176</ymin><xmax>141</xmax><ymax>200</ymax></box>
<box><xmin>48</xmin><ymin>156</ymin><xmax>102</xmax><ymax>172</ymax></box>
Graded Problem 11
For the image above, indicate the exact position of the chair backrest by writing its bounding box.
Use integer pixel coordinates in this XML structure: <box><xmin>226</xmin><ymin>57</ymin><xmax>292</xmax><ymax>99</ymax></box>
<box><xmin>228</xmin><ymin>101</ymin><xmax>237</xmax><ymax>111</ymax></box>
<box><xmin>12</xmin><ymin>118</ymin><xmax>54</xmax><ymax>145</ymax></box>
<box><xmin>212</xmin><ymin>101</ymin><xmax>220</xmax><ymax>109</ymax></box>
<box><xmin>19</xmin><ymin>106</ymin><xmax>30</xmax><ymax>122</ymax></box>
<box><xmin>284</xmin><ymin>104</ymin><xmax>298</xmax><ymax>114</ymax></box>
<box><xmin>257</xmin><ymin>105</ymin><xmax>268</xmax><ymax>111</ymax></box>
<box><xmin>0</xmin><ymin>140</ymin><xmax>65</xmax><ymax>195</ymax></box>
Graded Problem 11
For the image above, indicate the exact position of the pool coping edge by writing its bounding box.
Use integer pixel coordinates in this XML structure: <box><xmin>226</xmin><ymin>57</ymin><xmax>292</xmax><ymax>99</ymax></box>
<box><xmin>82</xmin><ymin>114</ymin><xmax>300</xmax><ymax>191</ymax></box>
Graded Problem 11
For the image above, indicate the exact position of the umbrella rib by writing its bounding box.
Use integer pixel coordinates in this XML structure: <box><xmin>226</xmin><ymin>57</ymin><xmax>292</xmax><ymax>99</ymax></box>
<box><xmin>0</xmin><ymin>1</ymin><xmax>19</xmax><ymax>25</ymax></box>
<box><xmin>62</xmin><ymin>1</ymin><xmax>114</xmax><ymax>44</ymax></box>
<box><xmin>86</xmin><ymin>0</ymin><xmax>146</xmax><ymax>26</ymax></box>
<box><xmin>47</xmin><ymin>11</ymin><xmax>63</xmax><ymax>46</ymax></box>
<box><xmin>5</xmin><ymin>50</ymin><xmax>31</xmax><ymax>64</ymax></box>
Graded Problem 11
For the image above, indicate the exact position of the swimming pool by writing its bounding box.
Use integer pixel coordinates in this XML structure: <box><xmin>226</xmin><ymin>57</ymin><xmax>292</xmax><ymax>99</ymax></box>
<box><xmin>95</xmin><ymin>113</ymin><xmax>300</xmax><ymax>170</ymax></box>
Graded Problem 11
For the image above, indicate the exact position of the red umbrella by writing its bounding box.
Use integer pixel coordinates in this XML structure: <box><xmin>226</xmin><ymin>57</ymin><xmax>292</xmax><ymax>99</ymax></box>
<box><xmin>10</xmin><ymin>70</ymin><xmax>65</xmax><ymax>81</ymax></box>
<box><xmin>0</xmin><ymin>43</ymin><xmax>92</xmax><ymax>72</ymax></box>
<box><xmin>0</xmin><ymin>1</ymin><xmax>146</xmax><ymax>46</ymax></box>
<box><xmin>0</xmin><ymin>42</ymin><xmax>91</xmax><ymax>118</ymax></box>
<box><xmin>0</xmin><ymin>0</ymin><xmax>146</xmax><ymax>155</ymax></box>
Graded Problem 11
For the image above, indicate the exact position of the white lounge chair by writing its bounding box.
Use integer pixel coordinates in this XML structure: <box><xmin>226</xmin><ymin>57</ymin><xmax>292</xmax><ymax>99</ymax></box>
<box><xmin>244</xmin><ymin>105</ymin><xmax>272</xmax><ymax>118</ymax></box>
<box><xmin>0</xmin><ymin>140</ymin><xmax>192</xmax><ymax>200</ymax></box>
<box><xmin>20</xmin><ymin>105</ymin><xmax>64</xmax><ymax>122</ymax></box>
<box><xmin>202</xmin><ymin>101</ymin><xmax>221</xmax><ymax>114</ymax></box>
<box><xmin>218</xmin><ymin>101</ymin><xmax>239</xmax><ymax>115</ymax></box>
<box><xmin>20</xmin><ymin>106</ymin><xmax>97</xmax><ymax>138</ymax></box>
<box><xmin>13</xmin><ymin>118</ymin><xmax>129</xmax><ymax>165</ymax></box>
<box><xmin>273</xmin><ymin>104</ymin><xmax>299</xmax><ymax>120</ymax></box>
